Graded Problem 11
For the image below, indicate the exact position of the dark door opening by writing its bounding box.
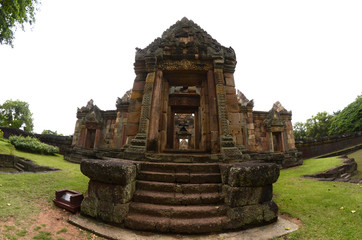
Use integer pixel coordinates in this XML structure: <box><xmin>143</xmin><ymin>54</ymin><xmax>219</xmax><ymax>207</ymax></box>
<box><xmin>85</xmin><ymin>129</ymin><xmax>96</xmax><ymax>149</ymax></box>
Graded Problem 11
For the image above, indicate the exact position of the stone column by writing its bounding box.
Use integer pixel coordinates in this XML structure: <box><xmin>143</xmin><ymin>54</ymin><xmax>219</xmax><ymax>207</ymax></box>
<box><xmin>213</xmin><ymin>59</ymin><xmax>242</xmax><ymax>160</ymax></box>
<box><xmin>125</xmin><ymin>57</ymin><xmax>157</xmax><ymax>159</ymax></box>
<box><xmin>207</xmin><ymin>70</ymin><xmax>219</xmax><ymax>153</ymax></box>
<box><xmin>147</xmin><ymin>70</ymin><xmax>163</xmax><ymax>152</ymax></box>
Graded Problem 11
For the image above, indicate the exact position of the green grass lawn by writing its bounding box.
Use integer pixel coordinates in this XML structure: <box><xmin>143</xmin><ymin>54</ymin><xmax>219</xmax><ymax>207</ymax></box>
<box><xmin>274</xmin><ymin>156</ymin><xmax>362</xmax><ymax>240</ymax></box>
<box><xmin>0</xmin><ymin>140</ymin><xmax>361</xmax><ymax>239</ymax></box>
<box><xmin>0</xmin><ymin>140</ymin><xmax>89</xmax><ymax>222</ymax></box>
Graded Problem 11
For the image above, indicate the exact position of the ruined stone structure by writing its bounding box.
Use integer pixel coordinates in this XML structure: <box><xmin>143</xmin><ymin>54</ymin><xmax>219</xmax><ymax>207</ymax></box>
<box><xmin>68</xmin><ymin>18</ymin><xmax>301</xmax><ymax>234</ymax></box>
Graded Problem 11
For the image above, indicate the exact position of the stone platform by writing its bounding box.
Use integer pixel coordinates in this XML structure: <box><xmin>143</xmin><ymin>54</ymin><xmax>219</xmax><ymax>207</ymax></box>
<box><xmin>80</xmin><ymin>158</ymin><xmax>280</xmax><ymax>234</ymax></box>
<box><xmin>69</xmin><ymin>214</ymin><xmax>298</xmax><ymax>240</ymax></box>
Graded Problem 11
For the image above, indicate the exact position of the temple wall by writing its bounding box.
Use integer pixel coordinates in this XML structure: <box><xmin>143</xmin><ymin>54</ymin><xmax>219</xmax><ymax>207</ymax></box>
<box><xmin>126</xmin><ymin>73</ymin><xmax>146</xmax><ymax>142</ymax></box>
<box><xmin>225</xmin><ymin>73</ymin><xmax>243</xmax><ymax>147</ymax></box>
<box><xmin>282</xmin><ymin>115</ymin><xmax>295</xmax><ymax>149</ymax></box>
<box><xmin>252</xmin><ymin>112</ymin><xmax>270</xmax><ymax>152</ymax></box>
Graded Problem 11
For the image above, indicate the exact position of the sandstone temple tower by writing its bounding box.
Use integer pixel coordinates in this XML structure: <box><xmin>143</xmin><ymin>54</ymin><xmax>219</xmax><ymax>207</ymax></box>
<box><xmin>67</xmin><ymin>17</ymin><xmax>300</xmax><ymax>167</ymax></box>
<box><xmin>66</xmin><ymin>18</ymin><xmax>302</xmax><ymax>234</ymax></box>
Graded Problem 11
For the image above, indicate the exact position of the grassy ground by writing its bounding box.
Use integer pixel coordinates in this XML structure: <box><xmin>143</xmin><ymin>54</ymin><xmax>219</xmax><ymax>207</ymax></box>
<box><xmin>0</xmin><ymin>142</ymin><xmax>89</xmax><ymax>222</ymax></box>
<box><xmin>0</xmin><ymin>140</ymin><xmax>361</xmax><ymax>239</ymax></box>
<box><xmin>273</xmin><ymin>156</ymin><xmax>362</xmax><ymax>240</ymax></box>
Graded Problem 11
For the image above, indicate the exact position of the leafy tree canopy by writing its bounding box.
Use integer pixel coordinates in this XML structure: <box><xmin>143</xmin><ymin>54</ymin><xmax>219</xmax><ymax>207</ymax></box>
<box><xmin>0</xmin><ymin>99</ymin><xmax>34</xmax><ymax>132</ymax></box>
<box><xmin>329</xmin><ymin>95</ymin><xmax>362</xmax><ymax>135</ymax></box>
<box><xmin>0</xmin><ymin>0</ymin><xmax>39</xmax><ymax>46</ymax></box>
<box><xmin>42</xmin><ymin>129</ymin><xmax>63</xmax><ymax>136</ymax></box>
<box><xmin>304</xmin><ymin>111</ymin><xmax>334</xmax><ymax>139</ymax></box>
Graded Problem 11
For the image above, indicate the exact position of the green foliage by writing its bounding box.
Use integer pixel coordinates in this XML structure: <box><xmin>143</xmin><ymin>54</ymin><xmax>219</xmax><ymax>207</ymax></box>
<box><xmin>9</xmin><ymin>135</ymin><xmax>59</xmax><ymax>155</ymax></box>
<box><xmin>329</xmin><ymin>95</ymin><xmax>362</xmax><ymax>135</ymax></box>
<box><xmin>41</xmin><ymin>130</ymin><xmax>63</xmax><ymax>136</ymax></box>
<box><xmin>305</xmin><ymin>111</ymin><xmax>334</xmax><ymax>138</ymax></box>
<box><xmin>293</xmin><ymin>122</ymin><xmax>307</xmax><ymax>140</ymax></box>
<box><xmin>0</xmin><ymin>0</ymin><xmax>39</xmax><ymax>46</ymax></box>
<box><xmin>0</xmin><ymin>99</ymin><xmax>34</xmax><ymax>132</ymax></box>
<box><xmin>294</xmin><ymin>94</ymin><xmax>362</xmax><ymax>139</ymax></box>
<box><xmin>294</xmin><ymin>112</ymin><xmax>334</xmax><ymax>139</ymax></box>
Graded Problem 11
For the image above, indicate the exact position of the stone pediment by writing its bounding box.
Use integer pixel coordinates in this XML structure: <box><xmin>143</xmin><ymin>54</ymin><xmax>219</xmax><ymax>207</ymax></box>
<box><xmin>265</xmin><ymin>109</ymin><xmax>285</xmax><ymax>129</ymax></box>
<box><xmin>135</xmin><ymin>17</ymin><xmax>236</xmax><ymax>63</ymax></box>
<box><xmin>271</xmin><ymin>101</ymin><xmax>290</xmax><ymax>114</ymax></box>
<box><xmin>116</xmin><ymin>89</ymin><xmax>132</xmax><ymax>106</ymax></box>
<box><xmin>78</xmin><ymin>100</ymin><xmax>103</xmax><ymax>123</ymax></box>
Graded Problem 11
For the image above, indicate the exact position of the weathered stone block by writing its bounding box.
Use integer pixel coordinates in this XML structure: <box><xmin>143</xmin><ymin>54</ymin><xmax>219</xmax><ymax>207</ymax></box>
<box><xmin>226</xmin><ymin>203</ymin><xmax>263</xmax><ymax>229</ymax></box>
<box><xmin>223</xmin><ymin>185</ymin><xmax>273</xmax><ymax>207</ymax></box>
<box><xmin>80</xmin><ymin>196</ymin><xmax>98</xmax><ymax>218</ymax></box>
<box><xmin>227</xmin><ymin>162</ymin><xmax>280</xmax><ymax>187</ymax></box>
<box><xmin>88</xmin><ymin>180</ymin><xmax>135</xmax><ymax>203</ymax></box>
<box><xmin>126</xmin><ymin>124</ymin><xmax>138</xmax><ymax>136</ymax></box>
<box><xmin>225</xmin><ymin>200</ymin><xmax>278</xmax><ymax>230</ymax></box>
<box><xmin>81</xmin><ymin>159</ymin><xmax>137</xmax><ymax>185</ymax></box>
<box><xmin>97</xmin><ymin>201</ymin><xmax>130</xmax><ymax>224</ymax></box>
<box><xmin>263</xmin><ymin>200</ymin><xmax>279</xmax><ymax>223</ymax></box>
<box><xmin>132</xmin><ymin>81</ymin><xmax>145</xmax><ymax>91</ymax></box>
<box><xmin>130</xmin><ymin>91</ymin><xmax>143</xmax><ymax>100</ymax></box>
<box><xmin>225</xmin><ymin>77</ymin><xmax>235</xmax><ymax>87</ymax></box>
<box><xmin>127</xmin><ymin>111</ymin><xmax>141</xmax><ymax>124</ymax></box>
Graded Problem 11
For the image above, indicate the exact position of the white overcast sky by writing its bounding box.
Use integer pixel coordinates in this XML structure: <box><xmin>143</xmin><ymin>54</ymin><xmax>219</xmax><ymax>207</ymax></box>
<box><xmin>0</xmin><ymin>0</ymin><xmax>361</xmax><ymax>135</ymax></box>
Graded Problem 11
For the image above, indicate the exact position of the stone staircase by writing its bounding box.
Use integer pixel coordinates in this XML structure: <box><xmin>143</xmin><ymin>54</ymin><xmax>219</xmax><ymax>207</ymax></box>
<box><xmin>14</xmin><ymin>162</ymin><xmax>25</xmax><ymax>172</ymax></box>
<box><xmin>124</xmin><ymin>161</ymin><xmax>228</xmax><ymax>233</ymax></box>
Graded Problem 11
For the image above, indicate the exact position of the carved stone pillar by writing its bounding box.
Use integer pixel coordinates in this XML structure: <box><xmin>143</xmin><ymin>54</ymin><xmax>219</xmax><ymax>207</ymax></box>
<box><xmin>125</xmin><ymin>57</ymin><xmax>157</xmax><ymax>159</ymax></box>
<box><xmin>214</xmin><ymin>59</ymin><xmax>242</xmax><ymax>160</ymax></box>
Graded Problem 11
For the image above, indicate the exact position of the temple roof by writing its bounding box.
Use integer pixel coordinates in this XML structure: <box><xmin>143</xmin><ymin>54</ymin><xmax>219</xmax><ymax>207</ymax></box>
<box><xmin>135</xmin><ymin>17</ymin><xmax>236</xmax><ymax>62</ymax></box>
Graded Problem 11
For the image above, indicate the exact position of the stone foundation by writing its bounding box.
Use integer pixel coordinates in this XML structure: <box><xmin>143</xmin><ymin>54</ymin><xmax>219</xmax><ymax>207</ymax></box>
<box><xmin>80</xmin><ymin>158</ymin><xmax>280</xmax><ymax>233</ymax></box>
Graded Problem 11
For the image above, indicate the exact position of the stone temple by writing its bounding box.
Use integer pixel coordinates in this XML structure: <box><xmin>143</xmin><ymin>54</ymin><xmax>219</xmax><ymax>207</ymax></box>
<box><xmin>66</xmin><ymin>18</ymin><xmax>301</xmax><ymax>234</ymax></box>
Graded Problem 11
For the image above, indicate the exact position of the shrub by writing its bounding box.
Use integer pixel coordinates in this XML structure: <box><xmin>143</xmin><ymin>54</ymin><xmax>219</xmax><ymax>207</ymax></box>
<box><xmin>9</xmin><ymin>136</ymin><xmax>59</xmax><ymax>155</ymax></box>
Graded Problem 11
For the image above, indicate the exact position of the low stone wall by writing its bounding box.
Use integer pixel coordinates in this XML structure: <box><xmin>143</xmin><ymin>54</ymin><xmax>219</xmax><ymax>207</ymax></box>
<box><xmin>0</xmin><ymin>126</ymin><xmax>72</xmax><ymax>154</ymax></box>
<box><xmin>295</xmin><ymin>132</ymin><xmax>362</xmax><ymax>159</ymax></box>
<box><xmin>303</xmin><ymin>156</ymin><xmax>359</xmax><ymax>183</ymax></box>
<box><xmin>0</xmin><ymin>153</ymin><xmax>59</xmax><ymax>172</ymax></box>
<box><xmin>248</xmin><ymin>149</ymin><xmax>303</xmax><ymax>169</ymax></box>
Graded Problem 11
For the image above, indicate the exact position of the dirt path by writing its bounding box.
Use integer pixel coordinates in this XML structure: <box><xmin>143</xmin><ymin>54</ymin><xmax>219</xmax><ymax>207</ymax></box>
<box><xmin>0</xmin><ymin>205</ymin><xmax>105</xmax><ymax>240</ymax></box>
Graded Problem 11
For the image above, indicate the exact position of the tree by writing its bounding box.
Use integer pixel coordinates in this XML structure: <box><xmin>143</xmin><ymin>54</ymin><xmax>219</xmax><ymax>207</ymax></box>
<box><xmin>0</xmin><ymin>99</ymin><xmax>34</xmax><ymax>132</ymax></box>
<box><xmin>0</xmin><ymin>0</ymin><xmax>39</xmax><ymax>46</ymax></box>
<box><xmin>41</xmin><ymin>129</ymin><xmax>63</xmax><ymax>136</ymax></box>
<box><xmin>304</xmin><ymin>111</ymin><xmax>334</xmax><ymax>138</ymax></box>
<box><xmin>329</xmin><ymin>95</ymin><xmax>362</xmax><ymax>135</ymax></box>
<box><xmin>293</xmin><ymin>122</ymin><xmax>307</xmax><ymax>140</ymax></box>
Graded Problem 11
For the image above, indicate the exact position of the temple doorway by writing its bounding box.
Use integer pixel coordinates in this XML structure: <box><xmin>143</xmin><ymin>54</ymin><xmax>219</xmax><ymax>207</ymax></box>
<box><xmin>272</xmin><ymin>132</ymin><xmax>283</xmax><ymax>152</ymax></box>
<box><xmin>85</xmin><ymin>129</ymin><xmax>96</xmax><ymax>149</ymax></box>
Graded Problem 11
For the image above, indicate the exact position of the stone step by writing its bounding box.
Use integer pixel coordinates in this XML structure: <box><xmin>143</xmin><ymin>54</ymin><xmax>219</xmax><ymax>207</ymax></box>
<box><xmin>138</xmin><ymin>171</ymin><xmax>221</xmax><ymax>184</ymax></box>
<box><xmin>144</xmin><ymin>153</ymin><xmax>221</xmax><ymax>163</ymax></box>
<box><xmin>139</xmin><ymin>162</ymin><xmax>220</xmax><ymax>173</ymax></box>
<box><xmin>133</xmin><ymin>190</ymin><xmax>223</xmax><ymax>205</ymax></box>
<box><xmin>341</xmin><ymin>173</ymin><xmax>351</xmax><ymax>179</ymax></box>
<box><xmin>124</xmin><ymin>213</ymin><xmax>228</xmax><ymax>234</ymax></box>
<box><xmin>15</xmin><ymin>163</ymin><xmax>24</xmax><ymax>171</ymax></box>
<box><xmin>136</xmin><ymin>180</ymin><xmax>222</xmax><ymax>193</ymax></box>
<box><xmin>129</xmin><ymin>202</ymin><xmax>227</xmax><ymax>218</ymax></box>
